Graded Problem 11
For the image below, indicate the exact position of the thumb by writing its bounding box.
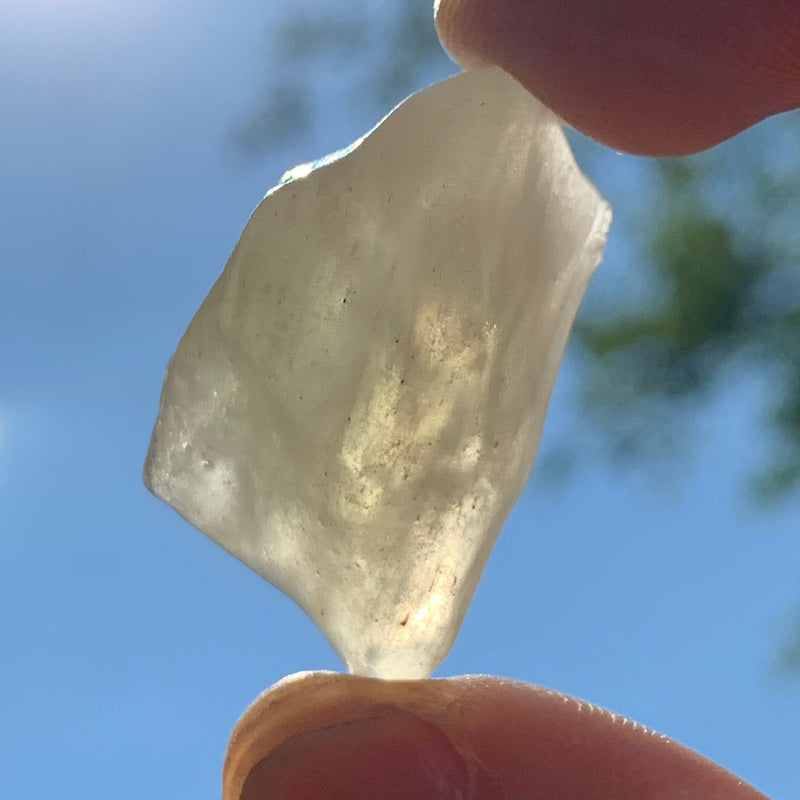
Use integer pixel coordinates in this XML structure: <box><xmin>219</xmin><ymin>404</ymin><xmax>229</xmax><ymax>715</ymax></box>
<box><xmin>434</xmin><ymin>0</ymin><xmax>800</xmax><ymax>156</ymax></box>
<box><xmin>223</xmin><ymin>671</ymin><xmax>769</xmax><ymax>800</ymax></box>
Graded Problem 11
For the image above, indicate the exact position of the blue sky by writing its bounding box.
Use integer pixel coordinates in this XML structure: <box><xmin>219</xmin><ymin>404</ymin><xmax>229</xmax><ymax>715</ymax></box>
<box><xmin>1</xmin><ymin>1</ymin><xmax>799</xmax><ymax>798</ymax></box>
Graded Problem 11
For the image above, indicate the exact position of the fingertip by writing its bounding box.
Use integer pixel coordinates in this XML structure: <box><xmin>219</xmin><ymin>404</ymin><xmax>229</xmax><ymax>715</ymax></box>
<box><xmin>223</xmin><ymin>673</ymin><xmax>472</xmax><ymax>800</ymax></box>
<box><xmin>434</xmin><ymin>0</ymin><xmax>491</xmax><ymax>71</ymax></box>
<box><xmin>239</xmin><ymin>707</ymin><xmax>467</xmax><ymax>800</ymax></box>
<box><xmin>435</xmin><ymin>0</ymin><xmax>800</xmax><ymax>156</ymax></box>
<box><xmin>224</xmin><ymin>672</ymin><xmax>768</xmax><ymax>800</ymax></box>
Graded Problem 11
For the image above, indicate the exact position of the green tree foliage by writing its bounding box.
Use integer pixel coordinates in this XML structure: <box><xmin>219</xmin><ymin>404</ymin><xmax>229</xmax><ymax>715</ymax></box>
<box><xmin>239</xmin><ymin>0</ymin><xmax>800</xmax><ymax>670</ymax></box>
<box><xmin>575</xmin><ymin>141</ymin><xmax>800</xmax><ymax>504</ymax></box>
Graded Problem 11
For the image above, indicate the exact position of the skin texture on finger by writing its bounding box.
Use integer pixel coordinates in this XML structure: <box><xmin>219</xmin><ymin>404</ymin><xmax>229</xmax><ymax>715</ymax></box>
<box><xmin>224</xmin><ymin>671</ymin><xmax>770</xmax><ymax>800</ymax></box>
<box><xmin>435</xmin><ymin>0</ymin><xmax>800</xmax><ymax>156</ymax></box>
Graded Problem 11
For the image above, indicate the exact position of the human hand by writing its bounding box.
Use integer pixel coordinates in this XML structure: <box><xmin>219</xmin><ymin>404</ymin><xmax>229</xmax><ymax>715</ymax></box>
<box><xmin>434</xmin><ymin>0</ymin><xmax>800</xmax><ymax>156</ymax></box>
<box><xmin>224</xmin><ymin>672</ymin><xmax>768</xmax><ymax>799</ymax></box>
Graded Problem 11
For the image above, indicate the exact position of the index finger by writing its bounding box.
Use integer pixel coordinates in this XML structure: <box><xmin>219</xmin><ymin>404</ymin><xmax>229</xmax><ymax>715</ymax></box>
<box><xmin>435</xmin><ymin>0</ymin><xmax>800</xmax><ymax>155</ymax></box>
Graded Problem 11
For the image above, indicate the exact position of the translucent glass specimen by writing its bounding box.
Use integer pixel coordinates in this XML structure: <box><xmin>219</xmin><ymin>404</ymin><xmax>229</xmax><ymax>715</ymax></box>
<box><xmin>144</xmin><ymin>67</ymin><xmax>610</xmax><ymax>678</ymax></box>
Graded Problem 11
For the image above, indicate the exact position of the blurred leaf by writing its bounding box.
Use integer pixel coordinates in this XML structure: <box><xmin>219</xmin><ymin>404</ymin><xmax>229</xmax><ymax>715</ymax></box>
<box><xmin>368</xmin><ymin>1</ymin><xmax>448</xmax><ymax>106</ymax></box>
<box><xmin>276</xmin><ymin>9</ymin><xmax>368</xmax><ymax>61</ymax></box>
<box><xmin>777</xmin><ymin>609</ymin><xmax>800</xmax><ymax>677</ymax></box>
<box><xmin>234</xmin><ymin>84</ymin><xmax>312</xmax><ymax>151</ymax></box>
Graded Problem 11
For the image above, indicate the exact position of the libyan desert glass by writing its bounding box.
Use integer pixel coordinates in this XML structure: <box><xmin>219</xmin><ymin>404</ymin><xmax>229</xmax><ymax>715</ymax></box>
<box><xmin>144</xmin><ymin>67</ymin><xmax>610</xmax><ymax>678</ymax></box>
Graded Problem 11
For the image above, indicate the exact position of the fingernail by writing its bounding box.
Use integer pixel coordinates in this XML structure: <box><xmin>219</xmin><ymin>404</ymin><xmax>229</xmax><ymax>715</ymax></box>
<box><xmin>239</xmin><ymin>704</ymin><xmax>469</xmax><ymax>800</ymax></box>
